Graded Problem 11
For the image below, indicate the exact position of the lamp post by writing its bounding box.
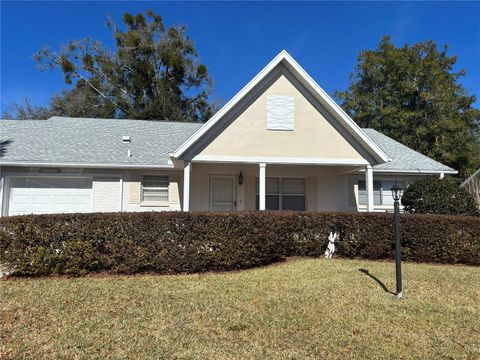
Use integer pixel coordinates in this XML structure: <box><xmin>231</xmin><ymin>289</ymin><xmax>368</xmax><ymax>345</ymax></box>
<box><xmin>391</xmin><ymin>184</ymin><xmax>403</xmax><ymax>300</ymax></box>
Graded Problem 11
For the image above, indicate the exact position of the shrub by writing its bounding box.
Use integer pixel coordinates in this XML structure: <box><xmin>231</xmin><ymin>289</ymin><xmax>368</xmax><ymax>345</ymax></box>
<box><xmin>0</xmin><ymin>211</ymin><xmax>479</xmax><ymax>276</ymax></box>
<box><xmin>402</xmin><ymin>177</ymin><xmax>480</xmax><ymax>216</ymax></box>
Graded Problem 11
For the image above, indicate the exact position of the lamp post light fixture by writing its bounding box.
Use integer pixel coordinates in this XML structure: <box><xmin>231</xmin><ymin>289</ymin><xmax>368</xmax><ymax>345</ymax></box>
<box><xmin>391</xmin><ymin>183</ymin><xmax>404</xmax><ymax>300</ymax></box>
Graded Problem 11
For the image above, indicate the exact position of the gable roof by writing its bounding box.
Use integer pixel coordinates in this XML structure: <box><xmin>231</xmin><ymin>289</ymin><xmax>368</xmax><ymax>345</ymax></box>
<box><xmin>172</xmin><ymin>50</ymin><xmax>390</xmax><ymax>164</ymax></box>
<box><xmin>363</xmin><ymin>129</ymin><xmax>456</xmax><ymax>174</ymax></box>
<box><xmin>1</xmin><ymin>117</ymin><xmax>455</xmax><ymax>175</ymax></box>
<box><xmin>0</xmin><ymin>117</ymin><xmax>202</xmax><ymax>169</ymax></box>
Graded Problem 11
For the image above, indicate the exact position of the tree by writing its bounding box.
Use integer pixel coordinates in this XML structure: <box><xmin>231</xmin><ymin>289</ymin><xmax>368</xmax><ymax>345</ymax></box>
<box><xmin>25</xmin><ymin>10</ymin><xmax>215</xmax><ymax>122</ymax></box>
<box><xmin>48</xmin><ymin>84</ymin><xmax>117</xmax><ymax>119</ymax></box>
<box><xmin>2</xmin><ymin>84</ymin><xmax>118</xmax><ymax>120</ymax></box>
<box><xmin>2</xmin><ymin>99</ymin><xmax>52</xmax><ymax>120</ymax></box>
<box><xmin>336</xmin><ymin>36</ymin><xmax>480</xmax><ymax>177</ymax></box>
<box><xmin>401</xmin><ymin>177</ymin><xmax>479</xmax><ymax>216</ymax></box>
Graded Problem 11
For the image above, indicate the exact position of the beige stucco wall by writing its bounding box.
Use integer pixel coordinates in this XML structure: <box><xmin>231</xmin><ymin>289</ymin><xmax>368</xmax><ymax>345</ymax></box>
<box><xmin>197</xmin><ymin>74</ymin><xmax>366</xmax><ymax>161</ymax></box>
<box><xmin>188</xmin><ymin>163</ymin><xmax>426</xmax><ymax>213</ymax></box>
<box><xmin>121</xmin><ymin>170</ymin><xmax>182</xmax><ymax>212</ymax></box>
<box><xmin>189</xmin><ymin>163</ymin><xmax>360</xmax><ymax>212</ymax></box>
<box><xmin>1</xmin><ymin>166</ymin><xmax>426</xmax><ymax>216</ymax></box>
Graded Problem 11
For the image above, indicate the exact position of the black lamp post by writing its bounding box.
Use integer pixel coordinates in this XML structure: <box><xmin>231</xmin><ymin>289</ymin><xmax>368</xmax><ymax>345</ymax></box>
<box><xmin>391</xmin><ymin>184</ymin><xmax>403</xmax><ymax>300</ymax></box>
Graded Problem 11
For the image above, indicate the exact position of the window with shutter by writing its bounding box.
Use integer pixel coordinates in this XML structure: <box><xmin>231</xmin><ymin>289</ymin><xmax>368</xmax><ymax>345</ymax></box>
<box><xmin>141</xmin><ymin>175</ymin><xmax>169</xmax><ymax>205</ymax></box>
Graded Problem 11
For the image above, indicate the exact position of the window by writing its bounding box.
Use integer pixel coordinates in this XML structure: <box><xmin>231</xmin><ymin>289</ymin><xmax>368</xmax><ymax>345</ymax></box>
<box><xmin>256</xmin><ymin>178</ymin><xmax>305</xmax><ymax>210</ymax></box>
<box><xmin>141</xmin><ymin>175</ymin><xmax>169</xmax><ymax>205</ymax></box>
<box><xmin>267</xmin><ymin>95</ymin><xmax>295</xmax><ymax>130</ymax></box>
<box><xmin>358</xmin><ymin>180</ymin><xmax>405</xmax><ymax>206</ymax></box>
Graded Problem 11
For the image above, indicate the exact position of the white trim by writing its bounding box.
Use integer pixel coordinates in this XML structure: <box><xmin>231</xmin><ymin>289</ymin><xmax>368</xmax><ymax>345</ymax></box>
<box><xmin>282</xmin><ymin>52</ymin><xmax>389</xmax><ymax>163</ymax></box>
<box><xmin>191</xmin><ymin>155</ymin><xmax>369</xmax><ymax>166</ymax></box>
<box><xmin>357</xmin><ymin>205</ymin><xmax>405</xmax><ymax>213</ymax></box>
<box><xmin>119</xmin><ymin>176</ymin><xmax>124</xmax><ymax>212</ymax></box>
<box><xmin>1</xmin><ymin>161</ymin><xmax>175</xmax><ymax>170</ymax></box>
<box><xmin>172</xmin><ymin>50</ymin><xmax>389</xmax><ymax>163</ymax></box>
<box><xmin>366</xmin><ymin>165</ymin><xmax>374</xmax><ymax>212</ymax></box>
<box><xmin>259</xmin><ymin>163</ymin><xmax>266</xmax><ymax>210</ymax></box>
<box><xmin>183</xmin><ymin>161</ymin><xmax>191</xmax><ymax>211</ymax></box>
<box><xmin>366</xmin><ymin>169</ymin><xmax>457</xmax><ymax>175</ymax></box>
<box><xmin>0</xmin><ymin>175</ymin><xmax>4</xmax><ymax>217</ymax></box>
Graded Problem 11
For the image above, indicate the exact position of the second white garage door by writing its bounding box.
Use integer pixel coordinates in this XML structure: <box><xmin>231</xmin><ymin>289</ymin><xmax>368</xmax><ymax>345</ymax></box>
<box><xmin>8</xmin><ymin>177</ymin><xmax>93</xmax><ymax>216</ymax></box>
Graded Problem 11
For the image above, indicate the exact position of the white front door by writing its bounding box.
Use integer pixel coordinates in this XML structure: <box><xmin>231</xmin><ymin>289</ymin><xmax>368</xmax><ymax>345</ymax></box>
<box><xmin>8</xmin><ymin>177</ymin><xmax>93</xmax><ymax>215</ymax></box>
<box><xmin>210</xmin><ymin>175</ymin><xmax>236</xmax><ymax>211</ymax></box>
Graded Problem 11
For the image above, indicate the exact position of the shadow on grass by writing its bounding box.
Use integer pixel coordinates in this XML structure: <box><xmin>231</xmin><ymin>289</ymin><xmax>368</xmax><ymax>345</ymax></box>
<box><xmin>359</xmin><ymin>268</ymin><xmax>395</xmax><ymax>295</ymax></box>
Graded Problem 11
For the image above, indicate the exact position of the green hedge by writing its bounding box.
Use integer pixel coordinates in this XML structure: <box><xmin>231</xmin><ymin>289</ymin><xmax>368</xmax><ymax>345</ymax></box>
<box><xmin>0</xmin><ymin>211</ymin><xmax>479</xmax><ymax>276</ymax></box>
<box><xmin>402</xmin><ymin>177</ymin><xmax>480</xmax><ymax>216</ymax></box>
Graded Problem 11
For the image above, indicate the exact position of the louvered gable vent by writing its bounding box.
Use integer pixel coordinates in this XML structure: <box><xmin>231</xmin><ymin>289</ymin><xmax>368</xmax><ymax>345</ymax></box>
<box><xmin>267</xmin><ymin>95</ymin><xmax>295</xmax><ymax>130</ymax></box>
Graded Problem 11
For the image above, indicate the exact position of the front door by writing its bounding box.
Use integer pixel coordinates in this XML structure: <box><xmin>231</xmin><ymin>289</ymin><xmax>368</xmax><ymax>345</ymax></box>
<box><xmin>210</xmin><ymin>175</ymin><xmax>236</xmax><ymax>211</ymax></box>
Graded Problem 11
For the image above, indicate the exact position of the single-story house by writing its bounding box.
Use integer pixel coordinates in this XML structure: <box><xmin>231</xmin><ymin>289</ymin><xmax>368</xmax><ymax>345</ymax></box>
<box><xmin>0</xmin><ymin>50</ymin><xmax>456</xmax><ymax>216</ymax></box>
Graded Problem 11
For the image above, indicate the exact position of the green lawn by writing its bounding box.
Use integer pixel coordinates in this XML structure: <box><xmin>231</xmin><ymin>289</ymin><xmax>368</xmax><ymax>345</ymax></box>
<box><xmin>1</xmin><ymin>258</ymin><xmax>479</xmax><ymax>359</ymax></box>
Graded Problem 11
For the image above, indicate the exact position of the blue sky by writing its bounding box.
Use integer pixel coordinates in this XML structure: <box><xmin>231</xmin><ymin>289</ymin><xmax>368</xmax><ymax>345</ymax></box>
<box><xmin>1</xmin><ymin>1</ymin><xmax>479</xmax><ymax>114</ymax></box>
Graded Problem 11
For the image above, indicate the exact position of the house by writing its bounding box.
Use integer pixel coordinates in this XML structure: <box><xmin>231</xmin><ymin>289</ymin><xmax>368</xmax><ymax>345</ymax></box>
<box><xmin>461</xmin><ymin>168</ymin><xmax>480</xmax><ymax>209</ymax></box>
<box><xmin>0</xmin><ymin>51</ymin><xmax>456</xmax><ymax>216</ymax></box>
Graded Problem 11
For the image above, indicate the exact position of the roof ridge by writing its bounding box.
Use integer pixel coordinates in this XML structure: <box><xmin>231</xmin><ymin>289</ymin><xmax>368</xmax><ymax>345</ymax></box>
<box><xmin>47</xmin><ymin>116</ymin><xmax>203</xmax><ymax>125</ymax></box>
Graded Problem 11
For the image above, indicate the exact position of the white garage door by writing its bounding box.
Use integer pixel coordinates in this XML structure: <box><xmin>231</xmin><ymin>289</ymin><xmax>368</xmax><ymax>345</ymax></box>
<box><xmin>8</xmin><ymin>177</ymin><xmax>93</xmax><ymax>215</ymax></box>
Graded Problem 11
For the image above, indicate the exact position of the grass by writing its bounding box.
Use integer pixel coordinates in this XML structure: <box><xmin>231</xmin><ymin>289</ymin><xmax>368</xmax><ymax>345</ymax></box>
<box><xmin>1</xmin><ymin>258</ymin><xmax>479</xmax><ymax>359</ymax></box>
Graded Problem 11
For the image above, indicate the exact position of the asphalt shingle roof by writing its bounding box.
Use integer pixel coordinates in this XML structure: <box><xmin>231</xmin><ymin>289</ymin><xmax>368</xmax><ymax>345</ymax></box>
<box><xmin>0</xmin><ymin>117</ymin><xmax>455</xmax><ymax>173</ymax></box>
<box><xmin>0</xmin><ymin>117</ymin><xmax>202</xmax><ymax>167</ymax></box>
<box><xmin>363</xmin><ymin>129</ymin><xmax>455</xmax><ymax>173</ymax></box>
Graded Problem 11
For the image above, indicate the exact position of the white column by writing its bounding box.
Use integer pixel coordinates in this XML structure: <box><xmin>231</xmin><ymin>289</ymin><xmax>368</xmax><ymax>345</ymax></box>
<box><xmin>366</xmin><ymin>165</ymin><xmax>374</xmax><ymax>212</ymax></box>
<box><xmin>119</xmin><ymin>176</ymin><xmax>124</xmax><ymax>212</ymax></box>
<box><xmin>0</xmin><ymin>175</ymin><xmax>4</xmax><ymax>217</ymax></box>
<box><xmin>259</xmin><ymin>163</ymin><xmax>266</xmax><ymax>210</ymax></box>
<box><xmin>183</xmin><ymin>161</ymin><xmax>191</xmax><ymax>211</ymax></box>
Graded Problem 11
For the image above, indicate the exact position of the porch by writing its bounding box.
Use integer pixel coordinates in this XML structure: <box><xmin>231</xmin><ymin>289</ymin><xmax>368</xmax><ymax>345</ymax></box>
<box><xmin>181</xmin><ymin>162</ymin><xmax>376</xmax><ymax>212</ymax></box>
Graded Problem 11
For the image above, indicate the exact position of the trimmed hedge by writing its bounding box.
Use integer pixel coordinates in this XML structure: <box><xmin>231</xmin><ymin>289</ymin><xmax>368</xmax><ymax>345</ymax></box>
<box><xmin>0</xmin><ymin>211</ymin><xmax>479</xmax><ymax>276</ymax></box>
<box><xmin>402</xmin><ymin>177</ymin><xmax>480</xmax><ymax>216</ymax></box>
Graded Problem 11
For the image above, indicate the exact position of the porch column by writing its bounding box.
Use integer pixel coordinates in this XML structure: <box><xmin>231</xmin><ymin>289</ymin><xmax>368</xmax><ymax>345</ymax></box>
<box><xmin>259</xmin><ymin>163</ymin><xmax>266</xmax><ymax>210</ymax></box>
<box><xmin>366</xmin><ymin>164</ymin><xmax>374</xmax><ymax>212</ymax></box>
<box><xmin>183</xmin><ymin>161</ymin><xmax>191</xmax><ymax>211</ymax></box>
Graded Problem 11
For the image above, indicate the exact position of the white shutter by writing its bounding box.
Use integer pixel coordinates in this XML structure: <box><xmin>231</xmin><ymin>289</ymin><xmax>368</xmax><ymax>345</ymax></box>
<box><xmin>267</xmin><ymin>95</ymin><xmax>295</xmax><ymax>130</ymax></box>
<box><xmin>141</xmin><ymin>176</ymin><xmax>169</xmax><ymax>204</ymax></box>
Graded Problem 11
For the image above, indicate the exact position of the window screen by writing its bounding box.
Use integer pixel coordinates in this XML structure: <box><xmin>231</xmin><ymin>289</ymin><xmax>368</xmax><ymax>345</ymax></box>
<box><xmin>141</xmin><ymin>175</ymin><xmax>169</xmax><ymax>204</ymax></box>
